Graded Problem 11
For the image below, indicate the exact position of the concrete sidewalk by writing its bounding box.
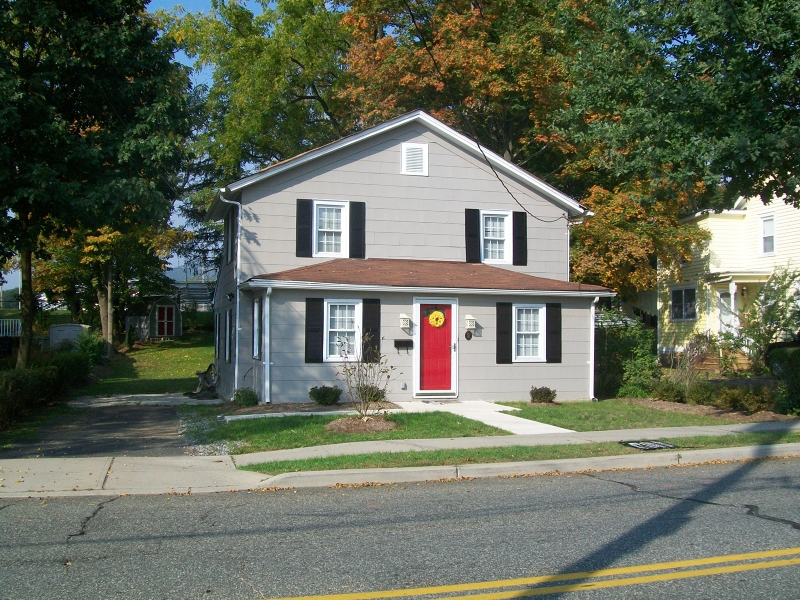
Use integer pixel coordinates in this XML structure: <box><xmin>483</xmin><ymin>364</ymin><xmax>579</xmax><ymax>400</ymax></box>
<box><xmin>1</xmin><ymin>421</ymin><xmax>798</xmax><ymax>498</ymax></box>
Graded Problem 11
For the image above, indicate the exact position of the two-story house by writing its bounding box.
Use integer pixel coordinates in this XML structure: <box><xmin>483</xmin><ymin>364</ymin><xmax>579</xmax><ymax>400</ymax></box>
<box><xmin>658</xmin><ymin>196</ymin><xmax>800</xmax><ymax>355</ymax></box>
<box><xmin>206</xmin><ymin>111</ymin><xmax>613</xmax><ymax>403</ymax></box>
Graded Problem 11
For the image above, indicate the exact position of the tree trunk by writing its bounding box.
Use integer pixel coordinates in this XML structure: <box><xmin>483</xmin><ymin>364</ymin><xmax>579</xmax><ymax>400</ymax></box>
<box><xmin>15</xmin><ymin>247</ymin><xmax>34</xmax><ymax>370</ymax></box>
<box><xmin>106</xmin><ymin>260</ymin><xmax>113</xmax><ymax>358</ymax></box>
<box><xmin>96</xmin><ymin>276</ymin><xmax>108</xmax><ymax>345</ymax></box>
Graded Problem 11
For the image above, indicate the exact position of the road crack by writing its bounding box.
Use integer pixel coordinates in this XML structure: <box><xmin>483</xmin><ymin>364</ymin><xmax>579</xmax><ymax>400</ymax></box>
<box><xmin>64</xmin><ymin>496</ymin><xmax>120</xmax><ymax>574</ymax></box>
<box><xmin>0</xmin><ymin>500</ymin><xmax>21</xmax><ymax>512</ymax></box>
<box><xmin>583</xmin><ymin>473</ymin><xmax>800</xmax><ymax>532</ymax></box>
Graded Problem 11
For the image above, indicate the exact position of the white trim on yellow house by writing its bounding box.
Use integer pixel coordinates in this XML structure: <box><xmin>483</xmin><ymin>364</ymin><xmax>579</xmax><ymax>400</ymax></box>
<box><xmin>658</xmin><ymin>197</ymin><xmax>800</xmax><ymax>354</ymax></box>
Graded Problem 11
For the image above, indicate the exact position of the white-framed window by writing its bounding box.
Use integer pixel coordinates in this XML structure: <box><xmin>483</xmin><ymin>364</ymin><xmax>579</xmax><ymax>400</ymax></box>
<box><xmin>313</xmin><ymin>200</ymin><xmax>349</xmax><ymax>257</ymax></box>
<box><xmin>513</xmin><ymin>304</ymin><xmax>546</xmax><ymax>362</ymax></box>
<box><xmin>401</xmin><ymin>142</ymin><xmax>428</xmax><ymax>176</ymax></box>
<box><xmin>215</xmin><ymin>312</ymin><xmax>220</xmax><ymax>358</ymax></box>
<box><xmin>224</xmin><ymin>208</ymin><xmax>237</xmax><ymax>264</ymax></box>
<box><xmin>324</xmin><ymin>299</ymin><xmax>362</xmax><ymax>362</ymax></box>
<box><xmin>671</xmin><ymin>287</ymin><xmax>697</xmax><ymax>321</ymax></box>
<box><xmin>760</xmin><ymin>214</ymin><xmax>775</xmax><ymax>254</ymax></box>
<box><xmin>480</xmin><ymin>210</ymin><xmax>512</xmax><ymax>264</ymax></box>
<box><xmin>252</xmin><ymin>297</ymin><xmax>261</xmax><ymax>359</ymax></box>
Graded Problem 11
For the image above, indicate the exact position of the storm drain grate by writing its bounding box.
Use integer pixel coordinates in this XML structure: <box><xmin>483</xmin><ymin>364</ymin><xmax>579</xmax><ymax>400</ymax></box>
<box><xmin>621</xmin><ymin>440</ymin><xmax>677</xmax><ymax>451</ymax></box>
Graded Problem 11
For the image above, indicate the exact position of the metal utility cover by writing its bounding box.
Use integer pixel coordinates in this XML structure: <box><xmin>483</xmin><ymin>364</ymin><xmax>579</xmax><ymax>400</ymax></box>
<box><xmin>622</xmin><ymin>441</ymin><xmax>677</xmax><ymax>451</ymax></box>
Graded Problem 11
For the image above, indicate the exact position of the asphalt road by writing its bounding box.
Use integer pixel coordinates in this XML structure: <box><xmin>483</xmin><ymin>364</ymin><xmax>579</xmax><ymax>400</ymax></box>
<box><xmin>1</xmin><ymin>458</ymin><xmax>799</xmax><ymax>599</ymax></box>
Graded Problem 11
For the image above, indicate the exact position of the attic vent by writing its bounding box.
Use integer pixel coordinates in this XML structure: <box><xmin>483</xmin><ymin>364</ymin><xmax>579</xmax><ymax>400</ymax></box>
<box><xmin>401</xmin><ymin>143</ymin><xmax>428</xmax><ymax>176</ymax></box>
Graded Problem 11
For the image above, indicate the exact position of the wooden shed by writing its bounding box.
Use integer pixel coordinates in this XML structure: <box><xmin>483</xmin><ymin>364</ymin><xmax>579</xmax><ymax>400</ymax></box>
<box><xmin>125</xmin><ymin>296</ymin><xmax>182</xmax><ymax>341</ymax></box>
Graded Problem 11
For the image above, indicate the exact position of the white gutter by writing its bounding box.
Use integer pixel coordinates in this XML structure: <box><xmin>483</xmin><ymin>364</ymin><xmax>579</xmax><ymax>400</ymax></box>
<box><xmin>263</xmin><ymin>287</ymin><xmax>272</xmax><ymax>404</ymax></box>
<box><xmin>589</xmin><ymin>296</ymin><xmax>599</xmax><ymax>400</ymax></box>
<box><xmin>240</xmin><ymin>279</ymin><xmax>615</xmax><ymax>298</ymax></box>
<box><xmin>218</xmin><ymin>190</ymin><xmax>243</xmax><ymax>397</ymax></box>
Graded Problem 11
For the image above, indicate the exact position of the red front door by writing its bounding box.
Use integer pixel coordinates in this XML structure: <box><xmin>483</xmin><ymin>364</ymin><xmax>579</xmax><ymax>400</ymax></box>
<box><xmin>420</xmin><ymin>303</ymin><xmax>452</xmax><ymax>391</ymax></box>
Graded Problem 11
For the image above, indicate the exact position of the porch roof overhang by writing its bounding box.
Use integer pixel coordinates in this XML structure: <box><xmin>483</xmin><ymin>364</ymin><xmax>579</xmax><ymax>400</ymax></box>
<box><xmin>703</xmin><ymin>269</ymin><xmax>773</xmax><ymax>284</ymax></box>
<box><xmin>239</xmin><ymin>258</ymin><xmax>615</xmax><ymax>299</ymax></box>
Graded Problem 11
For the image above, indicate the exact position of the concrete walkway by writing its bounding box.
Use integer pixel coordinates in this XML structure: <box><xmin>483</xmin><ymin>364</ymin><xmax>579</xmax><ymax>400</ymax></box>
<box><xmin>1</xmin><ymin>421</ymin><xmax>798</xmax><ymax>498</ymax></box>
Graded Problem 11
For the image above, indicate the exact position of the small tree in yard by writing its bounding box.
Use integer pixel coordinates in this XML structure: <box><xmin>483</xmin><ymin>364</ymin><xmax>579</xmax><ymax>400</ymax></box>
<box><xmin>336</xmin><ymin>333</ymin><xmax>396</xmax><ymax>419</ymax></box>
<box><xmin>737</xmin><ymin>267</ymin><xmax>800</xmax><ymax>375</ymax></box>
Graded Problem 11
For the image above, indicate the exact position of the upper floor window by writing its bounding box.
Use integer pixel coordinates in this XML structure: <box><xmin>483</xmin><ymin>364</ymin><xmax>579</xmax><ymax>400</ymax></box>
<box><xmin>761</xmin><ymin>214</ymin><xmax>775</xmax><ymax>254</ymax></box>
<box><xmin>401</xmin><ymin>143</ymin><xmax>428</xmax><ymax>176</ymax></box>
<box><xmin>513</xmin><ymin>304</ymin><xmax>546</xmax><ymax>362</ymax></box>
<box><xmin>481</xmin><ymin>210</ymin><xmax>512</xmax><ymax>264</ymax></box>
<box><xmin>324</xmin><ymin>299</ymin><xmax>362</xmax><ymax>361</ymax></box>
<box><xmin>314</xmin><ymin>200</ymin><xmax>349</xmax><ymax>257</ymax></box>
<box><xmin>671</xmin><ymin>287</ymin><xmax>697</xmax><ymax>321</ymax></box>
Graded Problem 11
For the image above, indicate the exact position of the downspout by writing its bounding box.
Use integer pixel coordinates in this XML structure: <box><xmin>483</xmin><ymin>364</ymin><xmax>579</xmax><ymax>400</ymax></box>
<box><xmin>219</xmin><ymin>190</ymin><xmax>242</xmax><ymax>398</ymax></box>
<box><xmin>589</xmin><ymin>296</ymin><xmax>599</xmax><ymax>400</ymax></box>
<box><xmin>263</xmin><ymin>287</ymin><xmax>272</xmax><ymax>403</ymax></box>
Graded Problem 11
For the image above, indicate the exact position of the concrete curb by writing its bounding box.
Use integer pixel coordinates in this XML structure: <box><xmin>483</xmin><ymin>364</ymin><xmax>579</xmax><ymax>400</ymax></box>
<box><xmin>252</xmin><ymin>443</ymin><xmax>800</xmax><ymax>489</ymax></box>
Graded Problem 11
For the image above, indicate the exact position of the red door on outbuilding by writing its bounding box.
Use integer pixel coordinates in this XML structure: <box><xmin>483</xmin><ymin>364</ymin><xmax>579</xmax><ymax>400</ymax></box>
<box><xmin>157</xmin><ymin>306</ymin><xmax>175</xmax><ymax>336</ymax></box>
<box><xmin>420</xmin><ymin>303</ymin><xmax>452</xmax><ymax>391</ymax></box>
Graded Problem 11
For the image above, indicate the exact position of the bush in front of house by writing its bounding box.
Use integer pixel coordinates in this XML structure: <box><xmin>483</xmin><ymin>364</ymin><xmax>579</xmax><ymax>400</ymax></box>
<box><xmin>0</xmin><ymin>366</ymin><xmax>58</xmax><ymax>429</ymax></box>
<box><xmin>356</xmin><ymin>384</ymin><xmax>386</xmax><ymax>404</ymax></box>
<box><xmin>714</xmin><ymin>385</ymin><xmax>776</xmax><ymax>413</ymax></box>
<box><xmin>529</xmin><ymin>386</ymin><xmax>557</xmax><ymax>403</ymax></box>
<box><xmin>309</xmin><ymin>385</ymin><xmax>343</xmax><ymax>406</ymax></box>
<box><xmin>233</xmin><ymin>387</ymin><xmax>259</xmax><ymax>406</ymax></box>
<box><xmin>770</xmin><ymin>347</ymin><xmax>800</xmax><ymax>415</ymax></box>
<box><xmin>594</xmin><ymin>311</ymin><xmax>659</xmax><ymax>398</ymax></box>
<box><xmin>653</xmin><ymin>379</ymin><xmax>686</xmax><ymax>403</ymax></box>
<box><xmin>76</xmin><ymin>330</ymin><xmax>106</xmax><ymax>366</ymax></box>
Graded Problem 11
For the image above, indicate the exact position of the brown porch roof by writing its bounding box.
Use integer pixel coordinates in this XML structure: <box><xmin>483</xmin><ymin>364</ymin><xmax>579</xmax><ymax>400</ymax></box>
<box><xmin>250</xmin><ymin>258</ymin><xmax>611</xmax><ymax>294</ymax></box>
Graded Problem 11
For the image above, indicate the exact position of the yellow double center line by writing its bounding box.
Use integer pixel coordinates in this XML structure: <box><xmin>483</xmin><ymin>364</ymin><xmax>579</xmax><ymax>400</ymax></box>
<box><xmin>273</xmin><ymin>547</ymin><xmax>800</xmax><ymax>600</ymax></box>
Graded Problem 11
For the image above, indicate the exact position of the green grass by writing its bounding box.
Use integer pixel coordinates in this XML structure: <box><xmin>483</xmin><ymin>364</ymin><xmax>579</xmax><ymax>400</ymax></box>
<box><xmin>185</xmin><ymin>410</ymin><xmax>508</xmax><ymax>454</ymax></box>
<box><xmin>241</xmin><ymin>431</ymin><xmax>800</xmax><ymax>475</ymax></box>
<box><xmin>0</xmin><ymin>402</ymin><xmax>74</xmax><ymax>450</ymax></box>
<box><xmin>498</xmin><ymin>400</ymin><xmax>750</xmax><ymax>431</ymax></box>
<box><xmin>77</xmin><ymin>331</ymin><xmax>214</xmax><ymax>396</ymax></box>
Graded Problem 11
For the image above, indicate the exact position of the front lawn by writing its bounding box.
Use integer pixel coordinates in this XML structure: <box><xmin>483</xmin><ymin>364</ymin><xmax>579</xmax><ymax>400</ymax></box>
<box><xmin>242</xmin><ymin>430</ymin><xmax>800</xmax><ymax>475</ymax></box>
<box><xmin>182</xmin><ymin>409</ymin><xmax>508</xmax><ymax>454</ymax></box>
<box><xmin>77</xmin><ymin>331</ymin><xmax>214</xmax><ymax>396</ymax></box>
<box><xmin>498</xmin><ymin>400</ymin><xmax>749</xmax><ymax>431</ymax></box>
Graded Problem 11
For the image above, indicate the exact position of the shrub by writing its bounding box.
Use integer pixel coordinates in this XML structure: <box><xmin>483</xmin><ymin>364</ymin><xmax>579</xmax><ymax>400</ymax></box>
<box><xmin>233</xmin><ymin>387</ymin><xmax>259</xmax><ymax>406</ymax></box>
<box><xmin>653</xmin><ymin>379</ymin><xmax>686</xmax><ymax>403</ymax></box>
<box><xmin>309</xmin><ymin>385</ymin><xmax>343</xmax><ymax>406</ymax></box>
<box><xmin>0</xmin><ymin>366</ymin><xmax>58</xmax><ymax>429</ymax></box>
<box><xmin>125</xmin><ymin>325</ymin><xmax>138</xmax><ymax>349</ymax></box>
<box><xmin>33</xmin><ymin>351</ymin><xmax>91</xmax><ymax>394</ymax></box>
<box><xmin>336</xmin><ymin>333</ymin><xmax>397</xmax><ymax>418</ymax></box>
<box><xmin>76</xmin><ymin>330</ymin><xmax>105</xmax><ymax>365</ymax></box>
<box><xmin>686</xmin><ymin>380</ymin><xmax>716</xmax><ymax>406</ymax></box>
<box><xmin>529</xmin><ymin>386</ymin><xmax>557</xmax><ymax>403</ymax></box>
<box><xmin>771</xmin><ymin>348</ymin><xmax>800</xmax><ymax>415</ymax></box>
<box><xmin>594</xmin><ymin>312</ymin><xmax>658</xmax><ymax>398</ymax></box>
<box><xmin>714</xmin><ymin>385</ymin><xmax>775</xmax><ymax>413</ymax></box>
<box><xmin>356</xmin><ymin>384</ymin><xmax>386</xmax><ymax>404</ymax></box>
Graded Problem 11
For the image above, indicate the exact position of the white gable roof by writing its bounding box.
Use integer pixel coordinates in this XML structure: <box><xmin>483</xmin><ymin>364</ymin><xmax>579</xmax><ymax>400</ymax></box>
<box><xmin>208</xmin><ymin>110</ymin><xmax>588</xmax><ymax>220</ymax></box>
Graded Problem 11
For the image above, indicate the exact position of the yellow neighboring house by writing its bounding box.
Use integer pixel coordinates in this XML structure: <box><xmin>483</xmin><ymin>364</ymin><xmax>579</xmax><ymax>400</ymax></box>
<box><xmin>657</xmin><ymin>196</ymin><xmax>800</xmax><ymax>355</ymax></box>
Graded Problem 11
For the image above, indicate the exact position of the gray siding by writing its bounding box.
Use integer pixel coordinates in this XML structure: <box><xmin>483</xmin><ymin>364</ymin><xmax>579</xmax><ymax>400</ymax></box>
<box><xmin>237</xmin><ymin>123</ymin><xmax>570</xmax><ymax>281</ymax></box>
<box><xmin>234</xmin><ymin>288</ymin><xmax>593</xmax><ymax>404</ymax></box>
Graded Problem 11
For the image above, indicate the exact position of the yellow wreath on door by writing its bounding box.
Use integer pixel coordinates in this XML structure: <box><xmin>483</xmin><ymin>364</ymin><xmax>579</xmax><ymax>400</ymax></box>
<box><xmin>428</xmin><ymin>310</ymin><xmax>445</xmax><ymax>328</ymax></box>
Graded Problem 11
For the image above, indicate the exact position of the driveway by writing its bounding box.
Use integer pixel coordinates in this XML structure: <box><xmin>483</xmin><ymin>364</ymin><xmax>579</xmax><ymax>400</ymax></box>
<box><xmin>0</xmin><ymin>405</ymin><xmax>188</xmax><ymax>459</ymax></box>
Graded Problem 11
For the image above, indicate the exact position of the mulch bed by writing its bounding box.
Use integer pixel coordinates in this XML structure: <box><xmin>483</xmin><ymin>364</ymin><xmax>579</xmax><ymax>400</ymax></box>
<box><xmin>323</xmin><ymin>415</ymin><xmax>399</xmax><ymax>433</ymax></box>
<box><xmin>226</xmin><ymin>401</ymin><xmax>400</xmax><ymax>415</ymax></box>
<box><xmin>614</xmin><ymin>397</ymin><xmax>798</xmax><ymax>422</ymax></box>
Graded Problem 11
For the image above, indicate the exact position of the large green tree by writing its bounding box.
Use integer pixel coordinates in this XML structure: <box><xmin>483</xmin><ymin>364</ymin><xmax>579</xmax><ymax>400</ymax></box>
<box><xmin>0</xmin><ymin>0</ymin><xmax>190</xmax><ymax>367</ymax></box>
<box><xmin>565</xmin><ymin>0</ymin><xmax>800</xmax><ymax>208</ymax></box>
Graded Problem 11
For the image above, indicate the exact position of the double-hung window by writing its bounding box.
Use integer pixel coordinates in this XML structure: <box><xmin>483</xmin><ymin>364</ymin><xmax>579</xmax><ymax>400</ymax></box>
<box><xmin>481</xmin><ymin>210</ymin><xmax>511</xmax><ymax>264</ymax></box>
<box><xmin>314</xmin><ymin>201</ymin><xmax>349</xmax><ymax>257</ymax></box>
<box><xmin>324</xmin><ymin>299</ymin><xmax>362</xmax><ymax>361</ymax></box>
<box><xmin>671</xmin><ymin>287</ymin><xmax>697</xmax><ymax>321</ymax></box>
<box><xmin>761</xmin><ymin>215</ymin><xmax>775</xmax><ymax>254</ymax></box>
<box><xmin>513</xmin><ymin>304</ymin><xmax>546</xmax><ymax>362</ymax></box>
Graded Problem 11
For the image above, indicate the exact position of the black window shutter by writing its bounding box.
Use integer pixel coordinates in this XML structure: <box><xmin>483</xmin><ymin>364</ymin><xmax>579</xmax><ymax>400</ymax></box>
<box><xmin>465</xmin><ymin>208</ymin><xmax>481</xmax><ymax>263</ymax></box>
<box><xmin>496</xmin><ymin>302</ymin><xmax>513</xmax><ymax>364</ymax></box>
<box><xmin>349</xmin><ymin>201</ymin><xmax>366</xmax><ymax>259</ymax></box>
<box><xmin>546</xmin><ymin>303</ymin><xmax>562</xmax><ymax>363</ymax></box>
<box><xmin>305</xmin><ymin>298</ymin><xmax>324</xmax><ymax>363</ymax></box>
<box><xmin>362</xmin><ymin>299</ymin><xmax>381</xmax><ymax>363</ymax></box>
<box><xmin>513</xmin><ymin>211</ymin><xmax>527</xmax><ymax>266</ymax></box>
<box><xmin>296</xmin><ymin>199</ymin><xmax>313</xmax><ymax>257</ymax></box>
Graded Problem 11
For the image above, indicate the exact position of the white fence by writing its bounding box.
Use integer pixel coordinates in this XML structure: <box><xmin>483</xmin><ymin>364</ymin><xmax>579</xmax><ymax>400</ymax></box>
<box><xmin>0</xmin><ymin>319</ymin><xmax>21</xmax><ymax>337</ymax></box>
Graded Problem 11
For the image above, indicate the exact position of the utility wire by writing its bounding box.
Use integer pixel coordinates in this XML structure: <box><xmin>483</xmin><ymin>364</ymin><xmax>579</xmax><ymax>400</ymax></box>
<box><xmin>400</xmin><ymin>0</ymin><xmax>569</xmax><ymax>224</ymax></box>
